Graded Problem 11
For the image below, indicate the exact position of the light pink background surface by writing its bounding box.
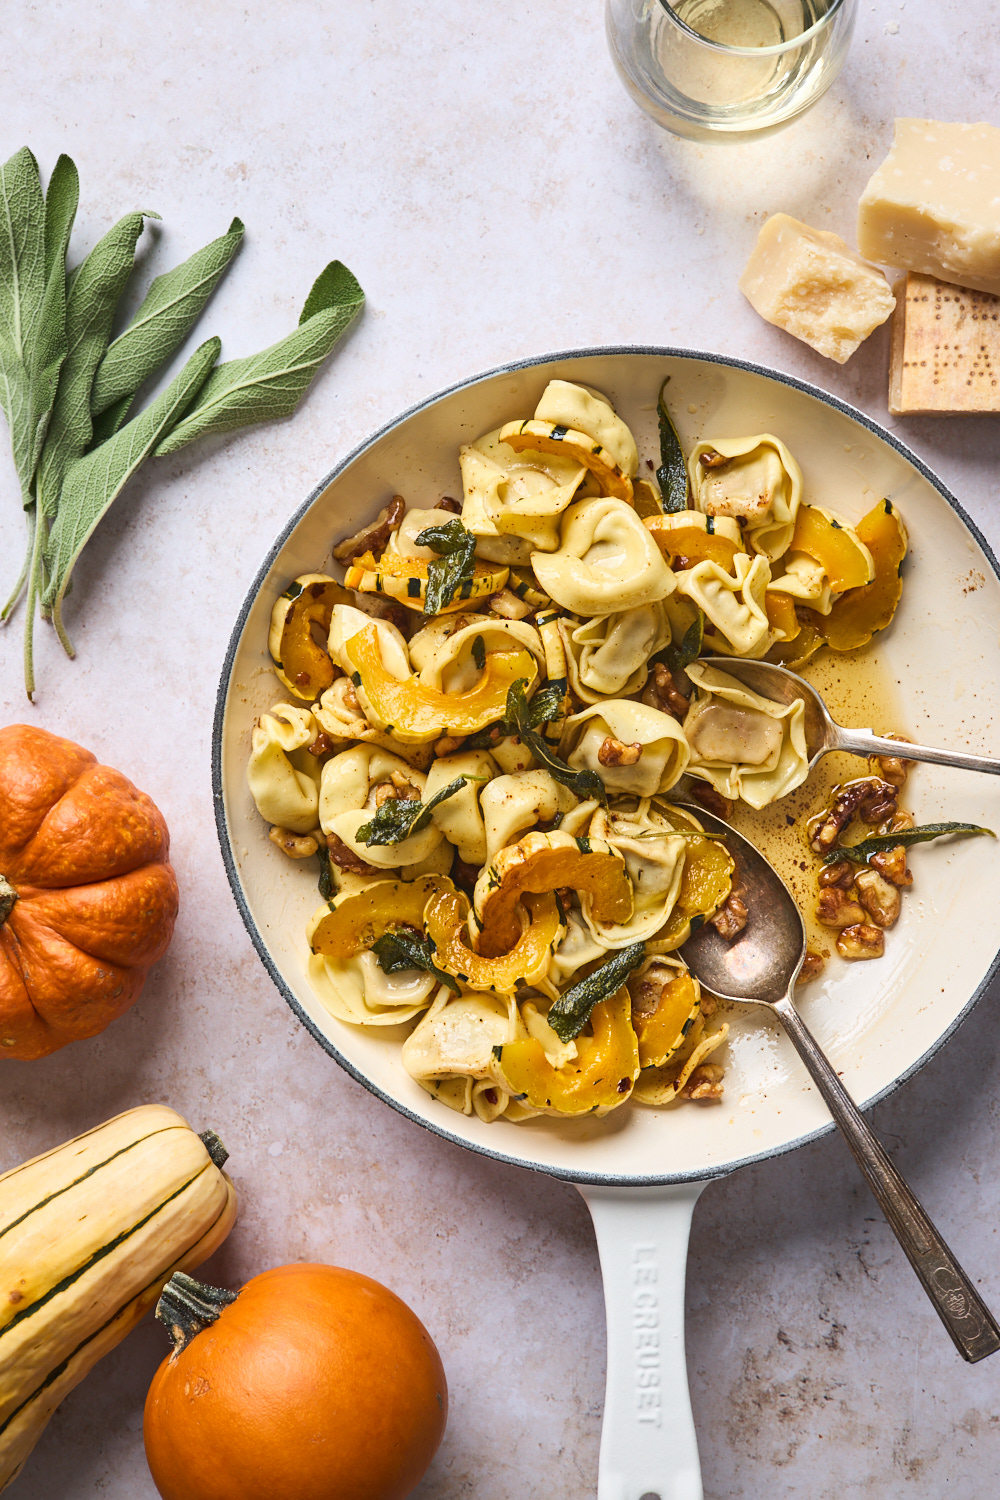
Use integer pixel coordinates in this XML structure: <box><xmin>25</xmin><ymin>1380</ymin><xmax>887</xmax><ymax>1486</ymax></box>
<box><xmin>2</xmin><ymin>2</ymin><xmax>1000</xmax><ymax>1496</ymax></box>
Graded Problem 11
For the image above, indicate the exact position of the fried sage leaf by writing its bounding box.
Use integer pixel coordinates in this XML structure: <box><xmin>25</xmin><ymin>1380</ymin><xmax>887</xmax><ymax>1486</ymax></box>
<box><xmin>371</xmin><ymin>929</ymin><xmax>460</xmax><ymax>993</ymax></box>
<box><xmin>356</xmin><ymin>776</ymin><xmax>468</xmax><ymax>846</ymax></box>
<box><xmin>505</xmin><ymin>678</ymin><xmax>607</xmax><ymax>807</ymax></box>
<box><xmin>548</xmin><ymin>941</ymin><xmax>646</xmax><ymax>1042</ymax></box>
<box><xmin>656</xmin><ymin>377</ymin><xmax>688</xmax><ymax>514</ymax></box>
<box><xmin>661</xmin><ymin>608</ymin><xmax>704</xmax><ymax>675</ymax></box>
<box><xmin>415</xmin><ymin>517</ymin><xmax>478</xmax><ymax>616</ymax></box>
<box><xmin>826</xmin><ymin>822</ymin><xmax>995</xmax><ymax>865</ymax></box>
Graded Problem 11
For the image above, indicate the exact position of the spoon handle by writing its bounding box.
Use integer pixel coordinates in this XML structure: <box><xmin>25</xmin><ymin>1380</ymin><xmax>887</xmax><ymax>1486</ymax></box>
<box><xmin>833</xmin><ymin>726</ymin><xmax>1000</xmax><ymax>777</ymax></box>
<box><xmin>773</xmin><ymin>993</ymin><xmax>1000</xmax><ymax>1363</ymax></box>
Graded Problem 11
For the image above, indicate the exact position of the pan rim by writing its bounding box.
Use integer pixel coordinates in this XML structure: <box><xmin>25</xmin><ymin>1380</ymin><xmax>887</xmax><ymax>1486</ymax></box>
<box><xmin>212</xmin><ymin>343</ymin><xmax>1000</xmax><ymax>1187</ymax></box>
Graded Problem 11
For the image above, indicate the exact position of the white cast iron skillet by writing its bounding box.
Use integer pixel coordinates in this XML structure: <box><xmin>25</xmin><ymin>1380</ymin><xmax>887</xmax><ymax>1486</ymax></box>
<box><xmin>214</xmin><ymin>349</ymin><xmax>1000</xmax><ymax>1500</ymax></box>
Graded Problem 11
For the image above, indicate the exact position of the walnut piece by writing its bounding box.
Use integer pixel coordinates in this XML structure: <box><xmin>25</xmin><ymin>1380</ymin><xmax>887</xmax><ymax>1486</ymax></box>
<box><xmin>818</xmin><ymin>859</ymin><xmax>855</xmax><ymax>890</ymax></box>
<box><xmin>434</xmin><ymin>735</ymin><xmax>467</xmax><ymax>757</ymax></box>
<box><xmin>870</xmin><ymin>845</ymin><xmax>913</xmax><ymax>886</ymax></box>
<box><xmin>698</xmin><ymin>449</ymin><xmax>729</xmax><ymax>470</ymax></box>
<box><xmin>326</xmin><ymin>832</ymin><xmax>381</xmax><ymax>877</ymax></box>
<box><xmin>868</xmin><ymin>734</ymin><xmax>914</xmax><ymax>789</ymax></box>
<box><xmin>710</xmin><ymin>892</ymin><xmax>748</xmax><ymax>940</ymax></box>
<box><xmin>641</xmin><ymin>662</ymin><xmax>690</xmax><ymax>721</ymax></box>
<box><xmin>488</xmin><ymin>588</ymin><xmax>533</xmax><ymax>620</ymax></box>
<box><xmin>808</xmin><ymin>777</ymin><xmax>898</xmax><ymax>853</ymax></box>
<box><xmin>816</xmin><ymin>887</ymin><xmax>867</xmax><ymax>929</ymax></box>
<box><xmin>682</xmin><ymin>1064</ymin><xmax>725</xmax><ymax>1100</ymax></box>
<box><xmin>332</xmin><ymin>495</ymin><xmax>406</xmax><ymax>565</ymax></box>
<box><xmin>598</xmin><ymin>736</ymin><xmax>643</xmax><ymax>768</ymax></box>
<box><xmin>688</xmin><ymin>781</ymin><xmax>735</xmax><ymax>821</ymax></box>
<box><xmin>436</xmin><ymin>496</ymin><xmax>463</xmax><ymax>514</ymax></box>
<box><xmin>799</xmin><ymin>949</ymin><xmax>828</xmax><ymax>983</ymax></box>
<box><xmin>836</xmin><ymin>923</ymin><xmax>885</xmax><ymax>960</ymax></box>
<box><xmin>307</xmin><ymin>732</ymin><xmax>336</xmax><ymax>759</ymax></box>
<box><xmin>269</xmin><ymin>826</ymin><xmax>319</xmax><ymax>859</ymax></box>
<box><xmin>854</xmin><ymin>867</ymin><xmax>902</xmax><ymax>928</ymax></box>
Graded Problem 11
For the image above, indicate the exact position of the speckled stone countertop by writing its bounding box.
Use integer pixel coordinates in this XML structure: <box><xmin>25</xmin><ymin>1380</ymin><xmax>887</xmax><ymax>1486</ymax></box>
<box><xmin>2</xmin><ymin>2</ymin><xmax>1000</xmax><ymax>1496</ymax></box>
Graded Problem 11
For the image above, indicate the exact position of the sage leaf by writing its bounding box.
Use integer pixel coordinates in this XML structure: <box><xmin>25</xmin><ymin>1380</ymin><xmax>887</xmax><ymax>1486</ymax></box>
<box><xmin>662</xmin><ymin>609</ymin><xmax>704</xmax><ymax>674</ymax></box>
<box><xmin>548</xmin><ymin>941</ymin><xmax>646</xmax><ymax>1042</ymax></box>
<box><xmin>825</xmin><ymin>822</ymin><xmax>995</xmax><ymax>865</ymax></box>
<box><xmin>0</xmin><ymin>148</ymin><xmax>58</xmax><ymax>498</ymax></box>
<box><xmin>356</xmin><ymin>777</ymin><xmax>468</xmax><ymax>847</ymax></box>
<box><xmin>90</xmin><ymin>217</ymin><xmax>243</xmax><ymax>415</ymax></box>
<box><xmin>36</xmin><ymin>212</ymin><xmax>151</xmax><ymax>514</ymax></box>
<box><xmin>370</xmin><ymin>929</ymin><xmax>460</xmax><ymax>993</ymax></box>
<box><xmin>42</xmin><ymin>337</ymin><xmax>220</xmax><ymax>631</ymax></box>
<box><xmin>152</xmin><ymin>259</ymin><xmax>364</xmax><ymax>456</ymax></box>
<box><xmin>656</xmin><ymin>377</ymin><xmax>688</xmax><ymax>514</ymax></box>
<box><xmin>89</xmin><ymin>392</ymin><xmax>133</xmax><ymax>445</ymax></box>
<box><xmin>505</xmin><ymin>678</ymin><xmax>607</xmax><ymax>807</ymax></box>
<box><xmin>415</xmin><ymin>517</ymin><xmax>477</xmax><ymax>615</ymax></box>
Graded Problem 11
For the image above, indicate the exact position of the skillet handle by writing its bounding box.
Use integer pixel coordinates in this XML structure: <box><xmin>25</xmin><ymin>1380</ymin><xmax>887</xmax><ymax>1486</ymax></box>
<box><xmin>578</xmin><ymin>1183</ymin><xmax>716</xmax><ymax>1500</ymax></box>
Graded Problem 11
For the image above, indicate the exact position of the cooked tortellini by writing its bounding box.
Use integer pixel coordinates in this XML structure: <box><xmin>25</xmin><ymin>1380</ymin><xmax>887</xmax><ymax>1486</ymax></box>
<box><xmin>459</xmin><ymin>430</ymin><xmax>582</xmax><ymax>552</ymax></box>
<box><xmin>328</xmin><ymin>604</ymin><xmax>411</xmax><ymax>679</ymax></box>
<box><xmin>688</xmin><ymin>434</ymin><xmax>802</xmax><ymax>561</ymax></box>
<box><xmin>306</xmin><ymin>918</ymin><xmax>440</xmax><ymax>1027</ymax></box>
<box><xmin>560</xmin><ymin>601</ymin><xmax>671</xmax><ymax>703</ymax></box>
<box><xmin>767</xmin><ymin>552</ymin><xmax>834</xmax><ymax>614</ymax></box>
<box><xmin>480</xmin><ymin>769</ymin><xmax>580</xmax><ymax>862</ymax></box>
<box><xmin>401</xmin><ymin>988</ymin><xmax>523</xmax><ymax>1113</ymax></box>
<box><xmin>424</xmin><ymin>750</ymin><xmax>498</xmax><ymax>866</ymax></box>
<box><xmin>319</xmin><ymin>745</ymin><xmax>444</xmax><ymax>867</ymax></box>
<box><xmin>582</xmin><ymin>804</ymin><xmax>687</xmax><ymax>949</ymax></box>
<box><xmin>675</xmin><ymin>551</ymin><xmax>773</xmax><ymax>659</ymax></box>
<box><xmin>683</xmin><ymin>661</ymin><xmax>809</xmax><ymax>809</ymax></box>
<box><xmin>564</xmin><ymin>699</ymin><xmax>691</xmax><ymax>798</ymax></box>
<box><xmin>409</xmin><ymin>614</ymin><xmax>545</xmax><ymax>692</ymax></box>
<box><xmin>533</xmin><ymin>380</ymin><xmax>639</xmax><ymax>478</ymax></box>
<box><xmin>531</xmin><ymin>497</ymin><xmax>675</xmax><ymax>615</ymax></box>
<box><xmin>247</xmin><ymin>703</ymin><xmax>323</xmax><ymax>834</ymax></box>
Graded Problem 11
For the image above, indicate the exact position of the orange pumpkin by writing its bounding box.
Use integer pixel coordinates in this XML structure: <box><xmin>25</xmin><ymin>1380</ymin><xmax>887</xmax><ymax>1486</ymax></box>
<box><xmin>143</xmin><ymin>1263</ymin><xmax>448</xmax><ymax>1500</ymax></box>
<box><xmin>0</xmin><ymin>724</ymin><xmax>178</xmax><ymax>1059</ymax></box>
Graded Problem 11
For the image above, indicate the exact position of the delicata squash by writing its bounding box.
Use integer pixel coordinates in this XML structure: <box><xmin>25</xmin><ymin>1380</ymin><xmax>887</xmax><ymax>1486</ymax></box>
<box><xmin>493</xmin><ymin>985</ymin><xmax>640</xmax><ymax>1115</ymax></box>
<box><xmin>498</xmin><ymin>420</ymin><xmax>634</xmax><ymax>504</ymax></box>
<box><xmin>0</xmin><ymin>1106</ymin><xmax>236</xmax><ymax>1493</ymax></box>
<box><xmin>308</xmin><ymin>874</ymin><xmax>456</xmax><ymax>960</ymax></box>
<box><xmin>268</xmin><ymin>574</ymin><xmax>354</xmax><ymax>701</ymax></box>
<box><xmin>473</xmin><ymin>830</ymin><xmax>633</xmax><ymax>958</ymax></box>
<box><xmin>425</xmin><ymin>887</ymin><xmax>564</xmax><ymax>991</ymax></box>
<box><xmin>798</xmin><ymin>499</ymin><xmax>907</xmax><ymax>650</ymax></box>
<box><xmin>345</xmin><ymin>624</ymin><xmax>539</xmax><ymax>743</ymax></box>
<box><xmin>344</xmin><ymin>550</ymin><xmax>508</xmax><ymax>612</ymax></box>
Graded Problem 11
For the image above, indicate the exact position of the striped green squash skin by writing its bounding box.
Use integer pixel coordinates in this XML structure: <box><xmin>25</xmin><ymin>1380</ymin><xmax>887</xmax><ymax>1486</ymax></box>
<box><xmin>0</xmin><ymin>1104</ymin><xmax>237</xmax><ymax>1492</ymax></box>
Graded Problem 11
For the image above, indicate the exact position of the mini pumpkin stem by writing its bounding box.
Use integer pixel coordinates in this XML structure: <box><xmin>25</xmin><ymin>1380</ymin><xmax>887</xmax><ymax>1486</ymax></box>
<box><xmin>156</xmin><ymin>1271</ymin><xmax>239</xmax><ymax>1358</ymax></box>
<box><xmin>198</xmin><ymin>1129</ymin><xmax>229</xmax><ymax>1170</ymax></box>
<box><xmin>0</xmin><ymin>876</ymin><xmax>17</xmax><ymax>928</ymax></box>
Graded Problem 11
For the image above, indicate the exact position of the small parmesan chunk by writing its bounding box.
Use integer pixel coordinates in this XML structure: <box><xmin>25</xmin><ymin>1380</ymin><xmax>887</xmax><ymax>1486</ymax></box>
<box><xmin>739</xmin><ymin>214</ymin><xmax>895</xmax><ymax>364</ymax></box>
<box><xmin>859</xmin><ymin>119</ymin><xmax>1000</xmax><ymax>297</ymax></box>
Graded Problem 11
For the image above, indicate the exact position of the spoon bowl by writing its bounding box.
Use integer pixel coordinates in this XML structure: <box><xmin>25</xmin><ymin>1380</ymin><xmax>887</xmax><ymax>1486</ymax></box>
<box><xmin>697</xmin><ymin>656</ymin><xmax>1000</xmax><ymax>777</ymax></box>
<box><xmin>679</xmin><ymin>805</ymin><xmax>1000</xmax><ymax>1362</ymax></box>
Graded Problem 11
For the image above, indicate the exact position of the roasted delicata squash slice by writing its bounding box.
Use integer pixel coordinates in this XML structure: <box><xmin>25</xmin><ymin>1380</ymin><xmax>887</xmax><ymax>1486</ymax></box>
<box><xmin>493</xmin><ymin>985</ymin><xmax>640</xmax><ymax>1115</ymax></box>
<box><xmin>344</xmin><ymin>550</ymin><xmax>509</xmax><ymax>613</ymax></box>
<box><xmin>345</xmin><ymin>623</ymin><xmax>539</xmax><ymax>743</ymax></box>
<box><xmin>787</xmin><ymin>505</ymin><xmax>875</xmax><ymax>594</ymax></box>
<box><xmin>425</xmin><ymin>887</ymin><xmax>565</xmax><ymax>991</ymax></box>
<box><xmin>763</xmin><ymin>590</ymin><xmax>801</xmax><ymax>641</ymax></box>
<box><xmin>473</xmin><ymin>830</ymin><xmax>633</xmax><ymax>958</ymax></box>
<box><xmin>628</xmin><ymin>959</ymin><xmax>702</xmax><ymax>1070</ymax></box>
<box><xmin>632</xmin><ymin>1017</ymin><xmax>730</xmax><ymax>1106</ymax></box>
<box><xmin>269</xmin><ymin>574</ymin><xmax>354</xmax><ymax>701</ymax></box>
<box><xmin>644</xmin><ymin>510</ymin><xmax>744</xmax><ymax>571</ymax></box>
<box><xmin>499</xmin><ymin>420</ymin><xmax>634</xmax><ymax>504</ymax></box>
<box><xmin>308</xmin><ymin>874</ymin><xmax>457</xmax><ymax>960</ymax></box>
<box><xmin>799</xmin><ymin>499</ymin><xmax>908</xmax><ymax>651</ymax></box>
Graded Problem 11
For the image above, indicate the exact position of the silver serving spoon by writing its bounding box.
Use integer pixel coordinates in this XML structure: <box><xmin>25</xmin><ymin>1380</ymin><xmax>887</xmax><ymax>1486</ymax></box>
<box><xmin>680</xmin><ymin>806</ymin><xmax>1000</xmax><ymax>1363</ymax></box>
<box><xmin>697</xmin><ymin>656</ymin><xmax>1000</xmax><ymax>776</ymax></box>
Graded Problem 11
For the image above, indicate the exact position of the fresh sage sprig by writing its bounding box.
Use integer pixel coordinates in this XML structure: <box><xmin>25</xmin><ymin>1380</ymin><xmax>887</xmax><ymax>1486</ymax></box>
<box><xmin>505</xmin><ymin>678</ymin><xmax>608</xmax><ymax>807</ymax></box>
<box><xmin>825</xmin><ymin>822</ymin><xmax>995</xmax><ymax>865</ymax></box>
<box><xmin>660</xmin><ymin>608</ymin><xmax>704</xmax><ymax>675</ymax></box>
<box><xmin>0</xmin><ymin>147</ymin><xmax>365</xmax><ymax>697</ymax></box>
<box><xmin>548</xmin><ymin>942</ymin><xmax>646</xmax><ymax>1042</ymax></box>
<box><xmin>356</xmin><ymin>776</ymin><xmax>468</xmax><ymax>847</ymax></box>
